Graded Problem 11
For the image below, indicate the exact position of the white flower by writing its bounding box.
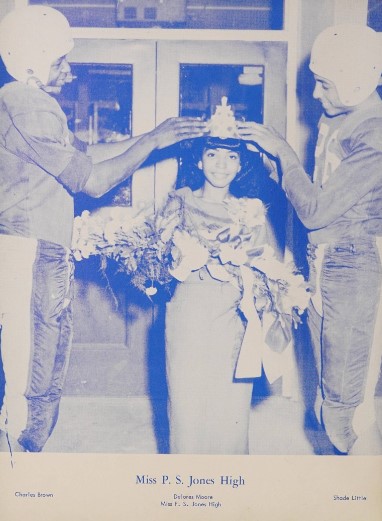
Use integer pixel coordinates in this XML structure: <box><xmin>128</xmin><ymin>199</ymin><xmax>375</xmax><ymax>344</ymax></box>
<box><xmin>168</xmin><ymin>230</ymin><xmax>209</xmax><ymax>281</ymax></box>
<box><xmin>225</xmin><ymin>197</ymin><xmax>266</xmax><ymax>229</ymax></box>
<box><xmin>104</xmin><ymin>220</ymin><xmax>121</xmax><ymax>245</ymax></box>
<box><xmin>71</xmin><ymin>218</ymin><xmax>83</xmax><ymax>249</ymax></box>
<box><xmin>109</xmin><ymin>206</ymin><xmax>131</xmax><ymax>221</ymax></box>
<box><xmin>249</xmin><ymin>245</ymin><xmax>310</xmax><ymax>315</ymax></box>
<box><xmin>80</xmin><ymin>210</ymin><xmax>91</xmax><ymax>221</ymax></box>
<box><xmin>75</xmin><ymin>239</ymin><xmax>95</xmax><ymax>259</ymax></box>
<box><xmin>156</xmin><ymin>213</ymin><xmax>180</xmax><ymax>243</ymax></box>
<box><xmin>280</xmin><ymin>275</ymin><xmax>310</xmax><ymax>313</ymax></box>
<box><xmin>71</xmin><ymin>212</ymin><xmax>91</xmax><ymax>247</ymax></box>
<box><xmin>206</xmin><ymin>264</ymin><xmax>233</xmax><ymax>282</ymax></box>
<box><xmin>219</xmin><ymin>243</ymin><xmax>248</xmax><ymax>266</ymax></box>
<box><xmin>198</xmin><ymin>228</ymin><xmax>222</xmax><ymax>241</ymax></box>
<box><xmin>73</xmin><ymin>250</ymin><xmax>83</xmax><ymax>262</ymax></box>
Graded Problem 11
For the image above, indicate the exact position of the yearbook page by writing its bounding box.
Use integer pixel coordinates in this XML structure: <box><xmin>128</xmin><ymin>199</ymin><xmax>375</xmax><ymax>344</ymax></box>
<box><xmin>0</xmin><ymin>1</ymin><xmax>381</xmax><ymax>520</ymax></box>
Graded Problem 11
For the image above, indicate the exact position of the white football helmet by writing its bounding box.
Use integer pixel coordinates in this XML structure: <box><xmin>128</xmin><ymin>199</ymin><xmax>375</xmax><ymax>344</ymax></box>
<box><xmin>309</xmin><ymin>24</ymin><xmax>382</xmax><ymax>107</ymax></box>
<box><xmin>0</xmin><ymin>6</ymin><xmax>74</xmax><ymax>86</ymax></box>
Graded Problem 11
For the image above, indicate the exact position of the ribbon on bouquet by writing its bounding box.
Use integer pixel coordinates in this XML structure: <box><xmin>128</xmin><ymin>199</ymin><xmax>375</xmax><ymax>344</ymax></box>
<box><xmin>235</xmin><ymin>265</ymin><xmax>294</xmax><ymax>382</ymax></box>
<box><xmin>235</xmin><ymin>265</ymin><xmax>265</xmax><ymax>378</ymax></box>
<box><xmin>204</xmin><ymin>238</ymin><xmax>295</xmax><ymax>382</ymax></box>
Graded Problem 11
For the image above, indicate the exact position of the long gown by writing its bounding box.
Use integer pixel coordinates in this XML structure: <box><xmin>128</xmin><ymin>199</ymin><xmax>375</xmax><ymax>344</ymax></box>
<box><xmin>164</xmin><ymin>187</ymin><xmax>267</xmax><ymax>454</ymax></box>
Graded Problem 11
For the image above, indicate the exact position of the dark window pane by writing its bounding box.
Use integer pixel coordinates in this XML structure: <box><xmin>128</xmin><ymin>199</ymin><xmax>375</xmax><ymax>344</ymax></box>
<box><xmin>144</xmin><ymin>7</ymin><xmax>157</xmax><ymax>20</ymax></box>
<box><xmin>124</xmin><ymin>7</ymin><xmax>137</xmax><ymax>20</ymax></box>
<box><xmin>179</xmin><ymin>64</ymin><xmax>264</xmax><ymax>122</ymax></box>
<box><xmin>57</xmin><ymin>63</ymin><xmax>133</xmax><ymax>210</ymax></box>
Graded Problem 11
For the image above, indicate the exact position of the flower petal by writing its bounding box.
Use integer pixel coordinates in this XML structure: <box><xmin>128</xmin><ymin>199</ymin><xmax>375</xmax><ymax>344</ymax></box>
<box><xmin>206</xmin><ymin>264</ymin><xmax>232</xmax><ymax>282</ymax></box>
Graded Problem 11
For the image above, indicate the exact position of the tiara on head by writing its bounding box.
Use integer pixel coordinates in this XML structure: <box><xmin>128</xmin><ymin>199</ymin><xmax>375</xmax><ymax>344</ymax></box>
<box><xmin>207</xmin><ymin>96</ymin><xmax>240</xmax><ymax>139</ymax></box>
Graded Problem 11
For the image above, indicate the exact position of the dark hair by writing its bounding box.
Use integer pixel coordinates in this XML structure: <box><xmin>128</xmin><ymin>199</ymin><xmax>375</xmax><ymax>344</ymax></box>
<box><xmin>176</xmin><ymin>136</ymin><xmax>270</xmax><ymax>200</ymax></box>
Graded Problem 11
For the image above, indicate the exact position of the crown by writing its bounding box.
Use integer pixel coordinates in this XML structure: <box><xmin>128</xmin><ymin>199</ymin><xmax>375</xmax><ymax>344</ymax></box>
<box><xmin>207</xmin><ymin>96</ymin><xmax>240</xmax><ymax>139</ymax></box>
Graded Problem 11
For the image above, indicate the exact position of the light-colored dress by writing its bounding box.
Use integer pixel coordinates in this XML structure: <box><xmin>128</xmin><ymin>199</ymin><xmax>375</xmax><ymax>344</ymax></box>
<box><xmin>163</xmin><ymin>187</ymin><xmax>269</xmax><ymax>454</ymax></box>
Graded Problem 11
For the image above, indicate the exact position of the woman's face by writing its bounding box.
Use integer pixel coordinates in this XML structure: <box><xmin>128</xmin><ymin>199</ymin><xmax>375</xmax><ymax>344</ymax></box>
<box><xmin>198</xmin><ymin>147</ymin><xmax>241</xmax><ymax>190</ymax></box>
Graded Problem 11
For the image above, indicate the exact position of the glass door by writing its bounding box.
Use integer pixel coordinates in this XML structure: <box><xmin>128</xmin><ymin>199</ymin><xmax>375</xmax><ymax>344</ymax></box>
<box><xmin>154</xmin><ymin>39</ymin><xmax>292</xmax><ymax>399</ymax></box>
<box><xmin>64</xmin><ymin>40</ymin><xmax>156</xmax><ymax>365</ymax></box>
<box><xmin>62</xmin><ymin>37</ymin><xmax>291</xmax><ymax>399</ymax></box>
<box><xmin>155</xmin><ymin>40</ymin><xmax>288</xmax><ymax>250</ymax></box>
<box><xmin>67</xmin><ymin>39</ymin><xmax>157</xmax><ymax>208</ymax></box>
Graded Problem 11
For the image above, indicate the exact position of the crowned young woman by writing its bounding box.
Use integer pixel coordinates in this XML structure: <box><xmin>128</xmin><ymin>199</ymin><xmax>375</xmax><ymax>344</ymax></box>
<box><xmin>72</xmin><ymin>98</ymin><xmax>309</xmax><ymax>455</ymax></box>
<box><xmin>155</xmin><ymin>98</ymin><xmax>309</xmax><ymax>454</ymax></box>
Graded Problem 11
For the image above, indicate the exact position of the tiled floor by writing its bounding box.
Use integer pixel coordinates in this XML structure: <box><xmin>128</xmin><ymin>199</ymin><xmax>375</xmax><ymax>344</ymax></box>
<box><xmin>42</xmin><ymin>394</ymin><xmax>340</xmax><ymax>455</ymax></box>
<box><xmin>2</xmin><ymin>338</ymin><xmax>381</xmax><ymax>455</ymax></box>
<box><xmin>1</xmin><ymin>393</ymin><xmax>380</xmax><ymax>455</ymax></box>
<box><xmin>40</xmin><ymin>339</ymin><xmax>381</xmax><ymax>455</ymax></box>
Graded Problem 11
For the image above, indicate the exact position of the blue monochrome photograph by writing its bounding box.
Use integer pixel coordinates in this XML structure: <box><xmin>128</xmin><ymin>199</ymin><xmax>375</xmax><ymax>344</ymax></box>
<box><xmin>0</xmin><ymin>0</ymin><xmax>381</xmax><ymax>460</ymax></box>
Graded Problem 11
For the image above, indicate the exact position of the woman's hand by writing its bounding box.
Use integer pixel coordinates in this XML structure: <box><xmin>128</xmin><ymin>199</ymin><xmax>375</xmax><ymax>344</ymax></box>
<box><xmin>150</xmin><ymin>117</ymin><xmax>208</xmax><ymax>150</ymax></box>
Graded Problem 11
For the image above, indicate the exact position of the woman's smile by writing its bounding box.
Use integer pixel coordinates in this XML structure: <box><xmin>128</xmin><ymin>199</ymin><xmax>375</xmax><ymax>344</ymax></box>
<box><xmin>198</xmin><ymin>147</ymin><xmax>241</xmax><ymax>190</ymax></box>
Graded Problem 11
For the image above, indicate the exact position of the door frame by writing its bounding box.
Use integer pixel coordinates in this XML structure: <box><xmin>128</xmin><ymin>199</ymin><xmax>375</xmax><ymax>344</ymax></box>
<box><xmin>154</xmin><ymin>39</ymin><xmax>289</xmax><ymax>204</ymax></box>
<box><xmin>68</xmin><ymin>38</ymin><xmax>157</xmax><ymax>206</ymax></box>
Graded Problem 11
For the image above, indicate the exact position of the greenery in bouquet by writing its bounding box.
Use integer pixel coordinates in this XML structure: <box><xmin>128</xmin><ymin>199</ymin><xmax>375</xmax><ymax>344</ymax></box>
<box><xmin>72</xmin><ymin>196</ymin><xmax>310</xmax><ymax>323</ymax></box>
<box><xmin>72</xmin><ymin>205</ymin><xmax>174</xmax><ymax>298</ymax></box>
<box><xmin>161</xmin><ymin>195</ymin><xmax>310</xmax><ymax>324</ymax></box>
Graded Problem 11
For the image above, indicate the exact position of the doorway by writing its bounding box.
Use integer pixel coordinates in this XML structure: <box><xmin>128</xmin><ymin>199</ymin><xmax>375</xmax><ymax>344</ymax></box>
<box><xmin>62</xmin><ymin>38</ymin><xmax>289</xmax><ymax>398</ymax></box>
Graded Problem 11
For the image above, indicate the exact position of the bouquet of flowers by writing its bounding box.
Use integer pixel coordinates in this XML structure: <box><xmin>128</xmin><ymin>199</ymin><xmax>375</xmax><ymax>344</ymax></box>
<box><xmin>72</xmin><ymin>197</ymin><xmax>310</xmax><ymax>317</ymax></box>
<box><xmin>72</xmin><ymin>195</ymin><xmax>310</xmax><ymax>365</ymax></box>
<box><xmin>72</xmin><ymin>205</ymin><xmax>174</xmax><ymax>297</ymax></box>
